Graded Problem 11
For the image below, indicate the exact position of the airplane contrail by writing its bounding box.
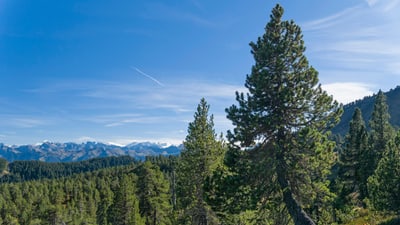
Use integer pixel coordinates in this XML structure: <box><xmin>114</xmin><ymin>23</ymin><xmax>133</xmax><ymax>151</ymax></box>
<box><xmin>131</xmin><ymin>66</ymin><xmax>165</xmax><ymax>87</ymax></box>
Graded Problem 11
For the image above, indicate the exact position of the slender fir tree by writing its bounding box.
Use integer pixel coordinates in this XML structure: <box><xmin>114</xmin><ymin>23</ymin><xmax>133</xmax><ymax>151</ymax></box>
<box><xmin>135</xmin><ymin>161</ymin><xmax>172</xmax><ymax>225</ymax></box>
<box><xmin>176</xmin><ymin>98</ymin><xmax>225</xmax><ymax>225</ymax></box>
<box><xmin>369</xmin><ymin>90</ymin><xmax>394</xmax><ymax>161</ymax></box>
<box><xmin>225</xmin><ymin>4</ymin><xmax>342</xmax><ymax>225</ymax></box>
<box><xmin>367</xmin><ymin>132</ymin><xmax>400</xmax><ymax>211</ymax></box>
<box><xmin>108</xmin><ymin>174</ymin><xmax>144</xmax><ymax>225</ymax></box>
<box><xmin>337</xmin><ymin>108</ymin><xmax>368</xmax><ymax>204</ymax></box>
<box><xmin>362</xmin><ymin>90</ymin><xmax>394</xmax><ymax>198</ymax></box>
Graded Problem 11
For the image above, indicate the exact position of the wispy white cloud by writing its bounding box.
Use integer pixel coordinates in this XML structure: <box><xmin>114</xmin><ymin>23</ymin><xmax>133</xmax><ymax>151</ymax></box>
<box><xmin>302</xmin><ymin>5</ymin><xmax>363</xmax><ymax>32</ymax></box>
<box><xmin>104</xmin><ymin>117</ymin><xmax>163</xmax><ymax>127</ymax></box>
<box><xmin>6</xmin><ymin>75</ymin><xmax>245</xmax><ymax>145</ymax></box>
<box><xmin>80</xmin><ymin>78</ymin><xmax>242</xmax><ymax>139</ymax></box>
<box><xmin>74</xmin><ymin>79</ymin><xmax>244</xmax><ymax>111</ymax></box>
<box><xmin>82</xmin><ymin>113</ymin><xmax>167</xmax><ymax>127</ymax></box>
<box><xmin>156</xmin><ymin>104</ymin><xmax>192</xmax><ymax>113</ymax></box>
<box><xmin>322</xmin><ymin>82</ymin><xmax>374</xmax><ymax>104</ymax></box>
<box><xmin>302</xmin><ymin>1</ymin><xmax>400</xmax><ymax>92</ymax></box>
<box><xmin>0</xmin><ymin>116</ymin><xmax>47</xmax><ymax>128</ymax></box>
<box><xmin>13</xmin><ymin>118</ymin><xmax>44</xmax><ymax>128</ymax></box>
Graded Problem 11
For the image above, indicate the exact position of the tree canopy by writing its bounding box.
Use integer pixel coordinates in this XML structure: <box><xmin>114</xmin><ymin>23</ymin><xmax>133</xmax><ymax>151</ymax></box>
<box><xmin>226</xmin><ymin>4</ymin><xmax>342</xmax><ymax>225</ymax></box>
<box><xmin>176</xmin><ymin>98</ymin><xmax>225</xmax><ymax>225</ymax></box>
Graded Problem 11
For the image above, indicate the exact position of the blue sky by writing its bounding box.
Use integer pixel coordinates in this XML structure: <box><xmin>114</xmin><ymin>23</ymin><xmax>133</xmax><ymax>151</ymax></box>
<box><xmin>1</xmin><ymin>0</ymin><xmax>400</xmax><ymax>145</ymax></box>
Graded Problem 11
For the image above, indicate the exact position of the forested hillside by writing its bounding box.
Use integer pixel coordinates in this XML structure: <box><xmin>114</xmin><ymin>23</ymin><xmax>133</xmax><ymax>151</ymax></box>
<box><xmin>0</xmin><ymin>161</ymin><xmax>172</xmax><ymax>224</ymax></box>
<box><xmin>0</xmin><ymin>156</ymin><xmax>136</xmax><ymax>182</ymax></box>
<box><xmin>333</xmin><ymin>86</ymin><xmax>400</xmax><ymax>135</ymax></box>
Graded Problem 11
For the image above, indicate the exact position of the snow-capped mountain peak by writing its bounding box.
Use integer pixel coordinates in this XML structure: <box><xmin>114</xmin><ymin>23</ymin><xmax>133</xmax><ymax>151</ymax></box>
<box><xmin>0</xmin><ymin>141</ymin><xmax>182</xmax><ymax>162</ymax></box>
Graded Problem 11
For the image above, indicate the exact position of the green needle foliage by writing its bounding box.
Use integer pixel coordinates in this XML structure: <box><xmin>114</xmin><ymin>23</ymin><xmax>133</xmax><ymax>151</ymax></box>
<box><xmin>337</xmin><ymin>108</ymin><xmax>368</xmax><ymax>204</ymax></box>
<box><xmin>365</xmin><ymin>91</ymin><xmax>395</xmax><ymax>188</ymax></box>
<box><xmin>333</xmin><ymin>108</ymin><xmax>368</xmax><ymax>223</ymax></box>
<box><xmin>0</xmin><ymin>165</ymin><xmax>164</xmax><ymax>224</ymax></box>
<box><xmin>0</xmin><ymin>158</ymin><xmax>7</xmax><ymax>175</ymax></box>
<box><xmin>108</xmin><ymin>174</ymin><xmax>144</xmax><ymax>225</ymax></box>
<box><xmin>135</xmin><ymin>161</ymin><xmax>172</xmax><ymax>225</ymax></box>
<box><xmin>225</xmin><ymin>4</ymin><xmax>342</xmax><ymax>225</ymax></box>
<box><xmin>176</xmin><ymin>98</ymin><xmax>225</xmax><ymax>225</ymax></box>
<box><xmin>368</xmin><ymin>135</ymin><xmax>400</xmax><ymax>212</ymax></box>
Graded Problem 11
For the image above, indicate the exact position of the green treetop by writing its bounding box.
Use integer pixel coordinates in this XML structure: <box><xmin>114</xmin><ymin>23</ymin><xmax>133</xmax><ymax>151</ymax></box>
<box><xmin>135</xmin><ymin>161</ymin><xmax>172</xmax><ymax>225</ymax></box>
<box><xmin>368</xmin><ymin>131</ymin><xmax>400</xmax><ymax>212</ymax></box>
<box><xmin>225</xmin><ymin>4</ymin><xmax>342</xmax><ymax>225</ymax></box>
<box><xmin>338</xmin><ymin>108</ymin><xmax>368</xmax><ymax>205</ymax></box>
<box><xmin>359</xmin><ymin>90</ymin><xmax>394</xmax><ymax>199</ymax></box>
<box><xmin>108</xmin><ymin>174</ymin><xmax>144</xmax><ymax>225</ymax></box>
<box><xmin>0</xmin><ymin>158</ymin><xmax>7</xmax><ymax>174</ymax></box>
<box><xmin>176</xmin><ymin>98</ymin><xmax>225</xmax><ymax>225</ymax></box>
<box><xmin>368</xmin><ymin>90</ymin><xmax>394</xmax><ymax>167</ymax></box>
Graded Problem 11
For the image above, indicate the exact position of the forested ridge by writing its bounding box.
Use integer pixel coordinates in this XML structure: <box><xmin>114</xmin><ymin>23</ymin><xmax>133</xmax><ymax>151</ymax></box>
<box><xmin>1</xmin><ymin>4</ymin><xmax>400</xmax><ymax>225</ymax></box>
<box><xmin>0</xmin><ymin>156</ymin><xmax>136</xmax><ymax>183</ymax></box>
<box><xmin>0</xmin><ymin>161</ymin><xmax>172</xmax><ymax>224</ymax></box>
<box><xmin>333</xmin><ymin>86</ymin><xmax>400</xmax><ymax>136</ymax></box>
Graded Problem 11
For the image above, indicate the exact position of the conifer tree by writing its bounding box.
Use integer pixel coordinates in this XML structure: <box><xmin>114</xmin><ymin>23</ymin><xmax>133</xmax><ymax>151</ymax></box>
<box><xmin>225</xmin><ymin>4</ymin><xmax>342</xmax><ymax>225</ymax></box>
<box><xmin>176</xmin><ymin>98</ymin><xmax>225</xmax><ymax>225</ymax></box>
<box><xmin>362</xmin><ymin>90</ymin><xmax>394</xmax><ymax>197</ymax></box>
<box><xmin>96</xmin><ymin>179</ymin><xmax>113</xmax><ymax>225</ymax></box>
<box><xmin>369</xmin><ymin>90</ymin><xmax>394</xmax><ymax>160</ymax></box>
<box><xmin>367</xmin><ymin>131</ymin><xmax>400</xmax><ymax>211</ymax></box>
<box><xmin>135</xmin><ymin>161</ymin><xmax>172</xmax><ymax>225</ymax></box>
<box><xmin>338</xmin><ymin>108</ymin><xmax>368</xmax><ymax>203</ymax></box>
<box><xmin>0</xmin><ymin>158</ymin><xmax>7</xmax><ymax>174</ymax></box>
<box><xmin>108</xmin><ymin>174</ymin><xmax>144</xmax><ymax>225</ymax></box>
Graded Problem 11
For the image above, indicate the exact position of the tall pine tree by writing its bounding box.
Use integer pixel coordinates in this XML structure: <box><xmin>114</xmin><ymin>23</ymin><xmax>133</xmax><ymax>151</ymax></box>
<box><xmin>108</xmin><ymin>174</ymin><xmax>144</xmax><ymax>225</ymax></box>
<box><xmin>362</xmin><ymin>90</ymin><xmax>394</xmax><ymax>198</ymax></box>
<box><xmin>367</xmin><ymin>131</ymin><xmax>400</xmax><ymax>212</ymax></box>
<box><xmin>176</xmin><ymin>98</ymin><xmax>225</xmax><ymax>225</ymax></box>
<box><xmin>369</xmin><ymin>90</ymin><xmax>394</xmax><ymax>162</ymax></box>
<box><xmin>135</xmin><ymin>161</ymin><xmax>172</xmax><ymax>225</ymax></box>
<box><xmin>225</xmin><ymin>4</ymin><xmax>342</xmax><ymax>225</ymax></box>
<box><xmin>338</xmin><ymin>108</ymin><xmax>368</xmax><ymax>203</ymax></box>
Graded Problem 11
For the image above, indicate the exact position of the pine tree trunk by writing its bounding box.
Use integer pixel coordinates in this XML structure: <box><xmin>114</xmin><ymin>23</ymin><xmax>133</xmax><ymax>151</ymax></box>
<box><xmin>276</xmin><ymin>161</ymin><xmax>315</xmax><ymax>225</ymax></box>
<box><xmin>153</xmin><ymin>210</ymin><xmax>157</xmax><ymax>225</ymax></box>
<box><xmin>172</xmin><ymin>168</ymin><xmax>177</xmax><ymax>209</ymax></box>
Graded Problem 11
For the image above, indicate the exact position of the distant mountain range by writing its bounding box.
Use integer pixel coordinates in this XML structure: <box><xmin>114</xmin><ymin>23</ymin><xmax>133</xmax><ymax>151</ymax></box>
<box><xmin>1</xmin><ymin>86</ymin><xmax>399</xmax><ymax>162</ymax></box>
<box><xmin>333</xmin><ymin>86</ymin><xmax>400</xmax><ymax>136</ymax></box>
<box><xmin>0</xmin><ymin>141</ymin><xmax>182</xmax><ymax>162</ymax></box>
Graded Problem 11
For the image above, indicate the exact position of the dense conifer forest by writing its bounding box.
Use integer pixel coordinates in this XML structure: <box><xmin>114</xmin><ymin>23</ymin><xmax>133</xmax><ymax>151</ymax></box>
<box><xmin>0</xmin><ymin>156</ymin><xmax>136</xmax><ymax>182</ymax></box>
<box><xmin>1</xmin><ymin>4</ymin><xmax>400</xmax><ymax>225</ymax></box>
